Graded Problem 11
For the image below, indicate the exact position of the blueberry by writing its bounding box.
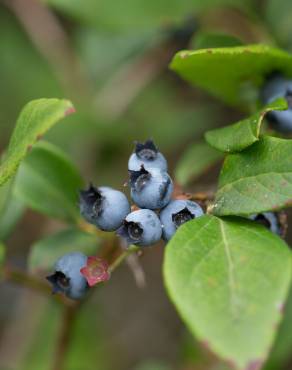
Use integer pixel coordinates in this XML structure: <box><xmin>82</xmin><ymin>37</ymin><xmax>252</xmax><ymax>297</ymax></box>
<box><xmin>117</xmin><ymin>209</ymin><xmax>162</xmax><ymax>246</ymax></box>
<box><xmin>128</xmin><ymin>139</ymin><xmax>168</xmax><ymax>171</ymax></box>
<box><xmin>79</xmin><ymin>185</ymin><xmax>130</xmax><ymax>231</ymax></box>
<box><xmin>249</xmin><ymin>212</ymin><xmax>280</xmax><ymax>235</ymax></box>
<box><xmin>261</xmin><ymin>74</ymin><xmax>292</xmax><ymax>133</ymax></box>
<box><xmin>129</xmin><ymin>166</ymin><xmax>173</xmax><ymax>209</ymax></box>
<box><xmin>46</xmin><ymin>252</ymin><xmax>88</xmax><ymax>300</ymax></box>
<box><xmin>160</xmin><ymin>199</ymin><xmax>204</xmax><ymax>241</ymax></box>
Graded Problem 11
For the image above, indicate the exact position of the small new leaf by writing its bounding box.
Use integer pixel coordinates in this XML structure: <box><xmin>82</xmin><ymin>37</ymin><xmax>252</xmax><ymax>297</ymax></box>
<box><xmin>213</xmin><ymin>136</ymin><xmax>292</xmax><ymax>216</ymax></box>
<box><xmin>205</xmin><ymin>98</ymin><xmax>288</xmax><ymax>153</ymax></box>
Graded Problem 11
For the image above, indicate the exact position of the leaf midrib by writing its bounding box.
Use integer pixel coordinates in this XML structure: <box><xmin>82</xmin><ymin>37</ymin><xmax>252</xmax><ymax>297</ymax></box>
<box><xmin>183</xmin><ymin>218</ymin><xmax>240</xmax><ymax>319</ymax></box>
<box><xmin>219</xmin><ymin>219</ymin><xmax>238</xmax><ymax>318</ymax></box>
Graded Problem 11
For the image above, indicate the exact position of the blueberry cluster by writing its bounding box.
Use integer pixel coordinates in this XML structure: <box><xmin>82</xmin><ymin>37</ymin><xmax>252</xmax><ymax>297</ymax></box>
<box><xmin>80</xmin><ymin>139</ymin><xmax>204</xmax><ymax>246</ymax></box>
<box><xmin>261</xmin><ymin>73</ymin><xmax>292</xmax><ymax>133</ymax></box>
<box><xmin>46</xmin><ymin>140</ymin><xmax>204</xmax><ymax>300</ymax></box>
<box><xmin>46</xmin><ymin>141</ymin><xmax>287</xmax><ymax>300</ymax></box>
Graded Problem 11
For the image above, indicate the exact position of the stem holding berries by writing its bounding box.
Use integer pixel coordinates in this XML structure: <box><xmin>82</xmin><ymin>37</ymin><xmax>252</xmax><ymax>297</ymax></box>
<box><xmin>109</xmin><ymin>244</ymin><xmax>140</xmax><ymax>273</ymax></box>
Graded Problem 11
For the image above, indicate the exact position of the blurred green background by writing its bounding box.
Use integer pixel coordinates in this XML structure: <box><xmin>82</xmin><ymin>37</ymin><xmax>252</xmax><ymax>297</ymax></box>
<box><xmin>1</xmin><ymin>0</ymin><xmax>292</xmax><ymax>369</ymax></box>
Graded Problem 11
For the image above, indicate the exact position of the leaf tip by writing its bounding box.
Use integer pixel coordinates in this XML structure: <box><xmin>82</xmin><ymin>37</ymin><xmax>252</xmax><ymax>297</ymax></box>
<box><xmin>276</xmin><ymin>301</ymin><xmax>285</xmax><ymax>314</ymax></box>
<box><xmin>245</xmin><ymin>359</ymin><xmax>264</xmax><ymax>370</ymax></box>
<box><xmin>179</xmin><ymin>51</ymin><xmax>189</xmax><ymax>59</ymax></box>
<box><xmin>64</xmin><ymin>105</ymin><xmax>76</xmax><ymax>117</ymax></box>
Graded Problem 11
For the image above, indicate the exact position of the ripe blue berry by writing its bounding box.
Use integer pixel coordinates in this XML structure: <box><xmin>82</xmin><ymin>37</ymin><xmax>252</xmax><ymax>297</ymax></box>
<box><xmin>128</xmin><ymin>139</ymin><xmax>168</xmax><ymax>171</ymax></box>
<box><xmin>249</xmin><ymin>212</ymin><xmax>280</xmax><ymax>235</ymax></box>
<box><xmin>160</xmin><ymin>199</ymin><xmax>204</xmax><ymax>241</ymax></box>
<box><xmin>79</xmin><ymin>185</ymin><xmax>130</xmax><ymax>231</ymax></box>
<box><xmin>46</xmin><ymin>252</ymin><xmax>88</xmax><ymax>300</ymax></box>
<box><xmin>117</xmin><ymin>209</ymin><xmax>162</xmax><ymax>246</ymax></box>
<box><xmin>261</xmin><ymin>74</ymin><xmax>292</xmax><ymax>133</ymax></box>
<box><xmin>129</xmin><ymin>166</ymin><xmax>173</xmax><ymax>209</ymax></box>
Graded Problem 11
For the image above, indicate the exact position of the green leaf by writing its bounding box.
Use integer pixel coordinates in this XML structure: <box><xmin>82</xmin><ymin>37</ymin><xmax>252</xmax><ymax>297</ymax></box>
<box><xmin>170</xmin><ymin>44</ymin><xmax>292</xmax><ymax>107</ymax></box>
<box><xmin>164</xmin><ymin>215</ymin><xmax>292</xmax><ymax>370</ymax></box>
<box><xmin>0</xmin><ymin>10</ymin><xmax>63</xmax><ymax>139</ymax></box>
<box><xmin>21</xmin><ymin>297</ymin><xmax>107</xmax><ymax>370</ymax></box>
<box><xmin>14</xmin><ymin>141</ymin><xmax>83</xmax><ymax>222</ymax></box>
<box><xmin>264</xmin><ymin>286</ymin><xmax>292</xmax><ymax>370</ymax></box>
<box><xmin>205</xmin><ymin>98</ymin><xmax>288</xmax><ymax>153</ymax></box>
<box><xmin>63</xmin><ymin>298</ymin><xmax>109</xmax><ymax>370</ymax></box>
<box><xmin>0</xmin><ymin>242</ymin><xmax>5</xmax><ymax>275</ymax></box>
<box><xmin>213</xmin><ymin>136</ymin><xmax>292</xmax><ymax>216</ymax></box>
<box><xmin>134</xmin><ymin>361</ymin><xmax>172</xmax><ymax>370</ymax></box>
<box><xmin>44</xmin><ymin>0</ymin><xmax>251</xmax><ymax>31</ymax></box>
<box><xmin>193</xmin><ymin>32</ymin><xmax>243</xmax><ymax>50</ymax></box>
<box><xmin>0</xmin><ymin>98</ymin><xmax>75</xmax><ymax>187</ymax></box>
<box><xmin>175</xmin><ymin>142</ymin><xmax>223</xmax><ymax>186</ymax></box>
<box><xmin>0</xmin><ymin>180</ymin><xmax>25</xmax><ymax>240</ymax></box>
<box><xmin>265</xmin><ymin>0</ymin><xmax>292</xmax><ymax>51</ymax></box>
<box><xmin>28</xmin><ymin>228</ymin><xmax>98</xmax><ymax>273</ymax></box>
<box><xmin>22</xmin><ymin>299</ymin><xmax>63</xmax><ymax>370</ymax></box>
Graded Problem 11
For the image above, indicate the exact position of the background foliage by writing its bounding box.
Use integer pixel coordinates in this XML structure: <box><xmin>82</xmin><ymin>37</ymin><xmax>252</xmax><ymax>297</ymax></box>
<box><xmin>1</xmin><ymin>1</ymin><xmax>292</xmax><ymax>370</ymax></box>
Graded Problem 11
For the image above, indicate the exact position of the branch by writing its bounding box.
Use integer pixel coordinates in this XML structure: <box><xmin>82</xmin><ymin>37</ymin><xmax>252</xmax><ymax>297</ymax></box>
<box><xmin>52</xmin><ymin>305</ymin><xmax>77</xmax><ymax>370</ymax></box>
<box><xmin>3</xmin><ymin>265</ymin><xmax>74</xmax><ymax>306</ymax></box>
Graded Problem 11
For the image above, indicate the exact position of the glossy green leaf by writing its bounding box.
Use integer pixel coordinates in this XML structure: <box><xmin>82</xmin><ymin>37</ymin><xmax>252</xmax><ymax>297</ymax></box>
<box><xmin>0</xmin><ymin>98</ymin><xmax>75</xmax><ymax>187</ymax></box>
<box><xmin>193</xmin><ymin>32</ymin><xmax>243</xmax><ymax>50</ymax></box>
<box><xmin>205</xmin><ymin>98</ymin><xmax>288</xmax><ymax>153</ymax></box>
<box><xmin>14</xmin><ymin>141</ymin><xmax>83</xmax><ymax>222</ymax></box>
<box><xmin>213</xmin><ymin>136</ymin><xmax>292</xmax><ymax>216</ymax></box>
<box><xmin>164</xmin><ymin>215</ymin><xmax>292</xmax><ymax>370</ymax></box>
<box><xmin>29</xmin><ymin>228</ymin><xmax>98</xmax><ymax>273</ymax></box>
<box><xmin>170</xmin><ymin>44</ymin><xmax>292</xmax><ymax>107</ymax></box>
<box><xmin>175</xmin><ymin>142</ymin><xmax>223</xmax><ymax>185</ymax></box>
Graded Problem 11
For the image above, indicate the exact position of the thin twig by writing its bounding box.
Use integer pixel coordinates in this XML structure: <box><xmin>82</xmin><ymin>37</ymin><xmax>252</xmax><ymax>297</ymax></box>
<box><xmin>77</xmin><ymin>218</ymin><xmax>115</xmax><ymax>240</ymax></box>
<box><xmin>52</xmin><ymin>304</ymin><xmax>77</xmax><ymax>370</ymax></box>
<box><xmin>3</xmin><ymin>265</ymin><xmax>73</xmax><ymax>306</ymax></box>
<box><xmin>126</xmin><ymin>253</ymin><xmax>146</xmax><ymax>288</ymax></box>
<box><xmin>108</xmin><ymin>245</ymin><xmax>140</xmax><ymax>273</ymax></box>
